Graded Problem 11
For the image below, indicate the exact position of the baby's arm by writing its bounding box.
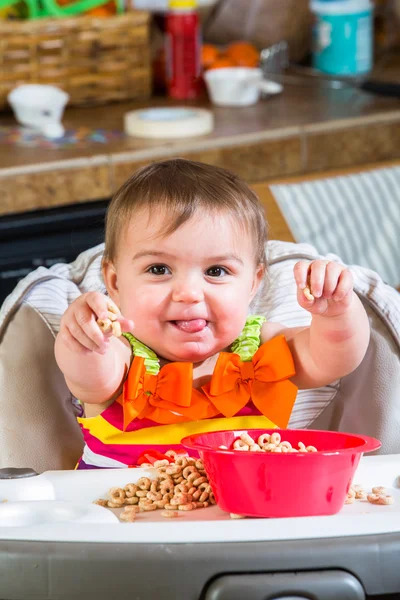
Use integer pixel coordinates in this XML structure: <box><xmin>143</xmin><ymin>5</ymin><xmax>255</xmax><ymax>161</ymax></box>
<box><xmin>55</xmin><ymin>292</ymin><xmax>133</xmax><ymax>404</ymax></box>
<box><xmin>261</xmin><ymin>260</ymin><xmax>370</xmax><ymax>389</ymax></box>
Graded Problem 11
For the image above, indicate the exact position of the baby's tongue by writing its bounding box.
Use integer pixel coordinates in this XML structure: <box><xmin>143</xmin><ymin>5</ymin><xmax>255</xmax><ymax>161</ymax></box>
<box><xmin>173</xmin><ymin>319</ymin><xmax>207</xmax><ymax>333</ymax></box>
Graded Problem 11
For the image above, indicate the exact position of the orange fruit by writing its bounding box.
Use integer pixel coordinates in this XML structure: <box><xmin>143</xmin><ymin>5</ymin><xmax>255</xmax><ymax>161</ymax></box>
<box><xmin>201</xmin><ymin>44</ymin><xmax>221</xmax><ymax>70</ymax></box>
<box><xmin>208</xmin><ymin>56</ymin><xmax>236</xmax><ymax>70</ymax></box>
<box><xmin>225</xmin><ymin>41</ymin><xmax>260</xmax><ymax>68</ymax></box>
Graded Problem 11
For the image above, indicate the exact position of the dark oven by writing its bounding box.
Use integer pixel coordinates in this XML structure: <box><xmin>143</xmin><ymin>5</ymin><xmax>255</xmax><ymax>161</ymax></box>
<box><xmin>0</xmin><ymin>199</ymin><xmax>109</xmax><ymax>307</ymax></box>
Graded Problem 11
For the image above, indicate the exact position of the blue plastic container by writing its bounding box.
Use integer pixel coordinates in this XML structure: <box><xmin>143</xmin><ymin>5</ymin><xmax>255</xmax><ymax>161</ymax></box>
<box><xmin>311</xmin><ymin>0</ymin><xmax>373</xmax><ymax>76</ymax></box>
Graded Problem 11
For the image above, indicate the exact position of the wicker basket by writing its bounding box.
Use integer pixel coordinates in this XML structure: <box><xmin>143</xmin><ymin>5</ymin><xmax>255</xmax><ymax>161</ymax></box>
<box><xmin>0</xmin><ymin>10</ymin><xmax>151</xmax><ymax>109</ymax></box>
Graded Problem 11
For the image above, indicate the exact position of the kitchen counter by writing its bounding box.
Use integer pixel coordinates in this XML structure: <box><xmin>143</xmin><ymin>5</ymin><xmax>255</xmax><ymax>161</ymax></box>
<box><xmin>0</xmin><ymin>82</ymin><xmax>400</xmax><ymax>216</ymax></box>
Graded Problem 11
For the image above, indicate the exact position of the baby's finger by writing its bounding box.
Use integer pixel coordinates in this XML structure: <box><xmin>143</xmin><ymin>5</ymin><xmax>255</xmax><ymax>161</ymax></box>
<box><xmin>74</xmin><ymin>302</ymin><xmax>108</xmax><ymax>349</ymax></box>
<box><xmin>333</xmin><ymin>268</ymin><xmax>354</xmax><ymax>302</ymax></box>
<box><xmin>59</xmin><ymin>328</ymin><xmax>92</xmax><ymax>356</ymax></box>
<box><xmin>322</xmin><ymin>262</ymin><xmax>345</xmax><ymax>298</ymax></box>
<box><xmin>309</xmin><ymin>260</ymin><xmax>329</xmax><ymax>298</ymax></box>
<box><xmin>84</xmin><ymin>292</ymin><xmax>117</xmax><ymax>321</ymax></box>
<box><xmin>293</xmin><ymin>261</ymin><xmax>311</xmax><ymax>290</ymax></box>
<box><xmin>65</xmin><ymin>323</ymin><xmax>107</xmax><ymax>354</ymax></box>
<box><xmin>118</xmin><ymin>317</ymin><xmax>135</xmax><ymax>333</ymax></box>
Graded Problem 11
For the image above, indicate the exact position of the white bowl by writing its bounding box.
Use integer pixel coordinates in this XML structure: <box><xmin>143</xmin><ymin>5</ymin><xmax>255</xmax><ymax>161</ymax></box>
<box><xmin>204</xmin><ymin>67</ymin><xmax>282</xmax><ymax>107</ymax></box>
<box><xmin>8</xmin><ymin>84</ymin><xmax>69</xmax><ymax>139</ymax></box>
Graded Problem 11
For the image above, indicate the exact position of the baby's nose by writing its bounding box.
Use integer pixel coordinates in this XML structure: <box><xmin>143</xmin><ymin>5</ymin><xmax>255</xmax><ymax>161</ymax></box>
<box><xmin>172</xmin><ymin>279</ymin><xmax>204</xmax><ymax>303</ymax></box>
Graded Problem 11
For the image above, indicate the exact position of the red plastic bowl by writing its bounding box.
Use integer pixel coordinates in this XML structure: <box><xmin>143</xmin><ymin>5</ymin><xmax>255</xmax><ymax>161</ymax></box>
<box><xmin>181</xmin><ymin>429</ymin><xmax>381</xmax><ymax>518</ymax></box>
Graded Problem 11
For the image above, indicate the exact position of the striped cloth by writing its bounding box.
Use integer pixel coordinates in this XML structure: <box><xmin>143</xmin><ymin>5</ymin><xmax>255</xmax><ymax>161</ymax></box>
<box><xmin>1</xmin><ymin>241</ymin><xmax>399</xmax><ymax>430</ymax></box>
<box><xmin>270</xmin><ymin>166</ymin><xmax>400</xmax><ymax>288</ymax></box>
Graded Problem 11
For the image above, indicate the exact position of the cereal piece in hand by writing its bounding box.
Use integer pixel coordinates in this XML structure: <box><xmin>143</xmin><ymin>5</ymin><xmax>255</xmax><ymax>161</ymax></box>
<box><xmin>97</xmin><ymin>318</ymin><xmax>113</xmax><ymax>334</ymax></box>
<box><xmin>303</xmin><ymin>287</ymin><xmax>314</xmax><ymax>301</ymax></box>
<box><xmin>111</xmin><ymin>321</ymin><xmax>122</xmax><ymax>337</ymax></box>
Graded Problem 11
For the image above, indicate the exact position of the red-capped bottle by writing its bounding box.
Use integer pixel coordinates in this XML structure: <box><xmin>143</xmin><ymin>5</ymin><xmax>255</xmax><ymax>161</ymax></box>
<box><xmin>165</xmin><ymin>0</ymin><xmax>202</xmax><ymax>99</ymax></box>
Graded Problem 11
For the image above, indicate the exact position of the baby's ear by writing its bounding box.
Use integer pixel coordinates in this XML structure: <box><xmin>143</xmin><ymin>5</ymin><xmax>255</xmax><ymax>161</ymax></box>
<box><xmin>250</xmin><ymin>263</ymin><xmax>265</xmax><ymax>300</ymax></box>
<box><xmin>102</xmin><ymin>259</ymin><xmax>120</xmax><ymax>304</ymax></box>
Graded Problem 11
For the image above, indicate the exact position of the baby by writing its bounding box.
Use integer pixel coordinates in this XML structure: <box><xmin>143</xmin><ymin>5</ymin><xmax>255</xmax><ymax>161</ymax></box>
<box><xmin>55</xmin><ymin>159</ymin><xmax>370</xmax><ymax>469</ymax></box>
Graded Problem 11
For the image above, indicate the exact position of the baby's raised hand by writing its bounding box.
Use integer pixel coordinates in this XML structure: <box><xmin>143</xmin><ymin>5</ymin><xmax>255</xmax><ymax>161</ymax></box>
<box><xmin>59</xmin><ymin>291</ymin><xmax>134</xmax><ymax>355</ymax></box>
<box><xmin>294</xmin><ymin>260</ymin><xmax>354</xmax><ymax>317</ymax></box>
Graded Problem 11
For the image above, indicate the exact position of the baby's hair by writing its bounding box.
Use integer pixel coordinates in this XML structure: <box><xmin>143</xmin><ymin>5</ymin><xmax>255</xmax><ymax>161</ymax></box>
<box><xmin>103</xmin><ymin>158</ymin><xmax>267</xmax><ymax>267</ymax></box>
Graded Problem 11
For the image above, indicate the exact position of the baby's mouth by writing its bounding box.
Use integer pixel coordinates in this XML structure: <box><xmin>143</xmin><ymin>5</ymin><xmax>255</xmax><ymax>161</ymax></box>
<box><xmin>170</xmin><ymin>319</ymin><xmax>208</xmax><ymax>333</ymax></box>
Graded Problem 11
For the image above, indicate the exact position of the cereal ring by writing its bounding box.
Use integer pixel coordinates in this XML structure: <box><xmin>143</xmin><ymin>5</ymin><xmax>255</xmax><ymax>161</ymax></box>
<box><xmin>280</xmin><ymin>441</ymin><xmax>292</xmax><ymax>450</ymax></box>
<box><xmin>166</xmin><ymin>464</ymin><xmax>182</xmax><ymax>476</ymax></box>
<box><xmin>183</xmin><ymin>465</ymin><xmax>197</xmax><ymax>479</ymax></box>
<box><xmin>306</xmin><ymin>446</ymin><xmax>317</xmax><ymax>453</ymax></box>
<box><xmin>230</xmin><ymin>513</ymin><xmax>245</xmax><ymax>519</ymax></box>
<box><xmin>155</xmin><ymin>499</ymin><xmax>168</xmax><ymax>509</ymax></box>
<box><xmin>240</xmin><ymin>432</ymin><xmax>255</xmax><ymax>446</ymax></box>
<box><xmin>303</xmin><ymin>287</ymin><xmax>314</xmax><ymax>301</ymax></box>
<box><xmin>199</xmin><ymin>491</ymin><xmax>209</xmax><ymax>503</ymax></box>
<box><xmin>195</xmin><ymin>460</ymin><xmax>204</xmax><ymax>470</ymax></box>
<box><xmin>147</xmin><ymin>491</ymin><xmax>162</xmax><ymax>502</ymax></box>
<box><xmin>160</xmin><ymin>482</ymin><xmax>175</xmax><ymax>496</ymax></box>
<box><xmin>264</xmin><ymin>443</ymin><xmax>277</xmax><ymax>452</ymax></box>
<box><xmin>161</xmin><ymin>510</ymin><xmax>180</xmax><ymax>518</ymax></box>
<box><xmin>298</xmin><ymin>441</ymin><xmax>306</xmax><ymax>450</ymax></box>
<box><xmin>111</xmin><ymin>321</ymin><xmax>122</xmax><ymax>337</ymax></box>
<box><xmin>109</xmin><ymin>487</ymin><xmax>125</xmax><ymax>505</ymax></box>
<box><xmin>193</xmin><ymin>476</ymin><xmax>207</xmax><ymax>487</ymax></box>
<box><xmin>249</xmin><ymin>444</ymin><xmax>262</xmax><ymax>452</ymax></box>
<box><xmin>270</xmin><ymin>432</ymin><xmax>281</xmax><ymax>445</ymax></box>
<box><xmin>107</xmin><ymin>501</ymin><xmax>124</xmax><ymax>508</ymax></box>
<box><xmin>124</xmin><ymin>505</ymin><xmax>140</xmax><ymax>513</ymax></box>
<box><xmin>158</xmin><ymin>473</ymin><xmax>174</xmax><ymax>483</ymax></box>
<box><xmin>124</xmin><ymin>483</ymin><xmax>138</xmax><ymax>498</ymax></box>
<box><xmin>178</xmin><ymin>503</ymin><xmax>193</xmax><ymax>511</ymax></box>
<box><xmin>175</xmin><ymin>457</ymin><xmax>188</xmax><ymax>468</ymax></box>
<box><xmin>153</xmin><ymin>460</ymin><xmax>170</xmax><ymax>468</ymax></box>
<box><xmin>174</xmin><ymin>483</ymin><xmax>190</xmax><ymax>495</ymax></box>
<box><xmin>165</xmin><ymin>450</ymin><xmax>178</xmax><ymax>458</ymax></box>
<box><xmin>136</xmin><ymin>477</ymin><xmax>151</xmax><ymax>491</ymax></box>
<box><xmin>141</xmin><ymin>503</ymin><xmax>158</xmax><ymax>512</ymax></box>
<box><xmin>347</xmin><ymin>487</ymin><xmax>356</xmax><ymax>499</ymax></box>
<box><xmin>120</xmin><ymin>511</ymin><xmax>136</xmax><ymax>522</ymax></box>
<box><xmin>257</xmin><ymin>433</ymin><xmax>271</xmax><ymax>447</ymax></box>
<box><xmin>372</xmin><ymin>486</ymin><xmax>386</xmax><ymax>495</ymax></box>
<box><xmin>368</xmin><ymin>493</ymin><xmax>394</xmax><ymax>505</ymax></box>
<box><xmin>135</xmin><ymin>490</ymin><xmax>148</xmax><ymax>498</ymax></box>
<box><xmin>355</xmin><ymin>489</ymin><xmax>366</xmax><ymax>500</ymax></box>
<box><xmin>233</xmin><ymin>440</ymin><xmax>249</xmax><ymax>451</ymax></box>
<box><xmin>97</xmin><ymin>318</ymin><xmax>112</xmax><ymax>333</ymax></box>
<box><xmin>344</xmin><ymin>495</ymin><xmax>355</xmax><ymax>504</ymax></box>
<box><xmin>93</xmin><ymin>499</ymin><xmax>108</xmax><ymax>507</ymax></box>
<box><xmin>125</xmin><ymin>497</ymin><xmax>139</xmax><ymax>505</ymax></box>
<box><xmin>150</xmin><ymin>480</ymin><xmax>160</xmax><ymax>493</ymax></box>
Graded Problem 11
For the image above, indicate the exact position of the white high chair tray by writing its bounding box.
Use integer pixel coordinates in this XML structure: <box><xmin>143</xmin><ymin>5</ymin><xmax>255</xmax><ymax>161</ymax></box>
<box><xmin>0</xmin><ymin>454</ymin><xmax>399</xmax><ymax>544</ymax></box>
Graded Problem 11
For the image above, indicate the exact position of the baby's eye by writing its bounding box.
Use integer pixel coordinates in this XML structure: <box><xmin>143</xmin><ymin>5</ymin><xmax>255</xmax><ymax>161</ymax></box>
<box><xmin>206</xmin><ymin>266</ymin><xmax>228</xmax><ymax>278</ymax></box>
<box><xmin>147</xmin><ymin>264</ymin><xmax>171</xmax><ymax>276</ymax></box>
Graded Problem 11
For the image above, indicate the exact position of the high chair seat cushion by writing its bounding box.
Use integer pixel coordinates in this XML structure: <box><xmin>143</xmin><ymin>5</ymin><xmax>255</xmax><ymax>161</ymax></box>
<box><xmin>0</xmin><ymin>241</ymin><xmax>399</xmax><ymax>472</ymax></box>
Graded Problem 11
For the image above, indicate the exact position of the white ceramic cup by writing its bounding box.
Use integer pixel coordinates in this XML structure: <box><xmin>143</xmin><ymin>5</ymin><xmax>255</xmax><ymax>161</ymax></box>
<box><xmin>204</xmin><ymin>67</ymin><xmax>282</xmax><ymax>107</ymax></box>
<box><xmin>8</xmin><ymin>84</ymin><xmax>70</xmax><ymax>139</ymax></box>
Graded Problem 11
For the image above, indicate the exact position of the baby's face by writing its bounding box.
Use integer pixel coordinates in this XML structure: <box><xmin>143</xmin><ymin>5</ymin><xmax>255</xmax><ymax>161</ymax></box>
<box><xmin>104</xmin><ymin>209</ymin><xmax>264</xmax><ymax>363</ymax></box>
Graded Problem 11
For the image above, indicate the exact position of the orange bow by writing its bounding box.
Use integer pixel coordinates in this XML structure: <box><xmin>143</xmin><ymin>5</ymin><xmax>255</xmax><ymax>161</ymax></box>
<box><xmin>121</xmin><ymin>356</ymin><xmax>218</xmax><ymax>430</ymax></box>
<box><xmin>202</xmin><ymin>335</ymin><xmax>298</xmax><ymax>428</ymax></box>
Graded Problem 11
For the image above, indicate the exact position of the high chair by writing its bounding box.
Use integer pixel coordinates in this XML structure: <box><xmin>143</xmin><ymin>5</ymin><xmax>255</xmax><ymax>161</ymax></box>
<box><xmin>0</xmin><ymin>238</ymin><xmax>399</xmax><ymax>473</ymax></box>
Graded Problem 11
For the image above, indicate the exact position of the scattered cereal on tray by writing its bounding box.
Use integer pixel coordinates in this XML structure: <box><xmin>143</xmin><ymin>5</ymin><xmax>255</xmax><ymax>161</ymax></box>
<box><xmin>95</xmin><ymin>455</ymin><xmax>215</xmax><ymax>521</ymax></box>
